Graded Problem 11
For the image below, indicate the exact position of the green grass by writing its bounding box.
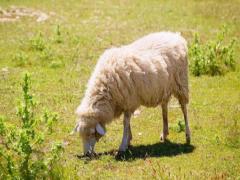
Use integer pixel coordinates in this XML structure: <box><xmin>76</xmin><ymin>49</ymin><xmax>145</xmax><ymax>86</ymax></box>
<box><xmin>0</xmin><ymin>0</ymin><xmax>240</xmax><ymax>179</ymax></box>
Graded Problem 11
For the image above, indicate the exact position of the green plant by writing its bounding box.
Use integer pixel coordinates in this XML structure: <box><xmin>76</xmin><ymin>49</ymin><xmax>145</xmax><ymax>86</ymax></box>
<box><xmin>54</xmin><ymin>25</ymin><xmax>63</xmax><ymax>44</ymax></box>
<box><xmin>189</xmin><ymin>26</ymin><xmax>237</xmax><ymax>76</ymax></box>
<box><xmin>30</xmin><ymin>32</ymin><xmax>46</xmax><ymax>51</ymax></box>
<box><xmin>13</xmin><ymin>52</ymin><xmax>29</xmax><ymax>67</ymax></box>
<box><xmin>189</xmin><ymin>33</ymin><xmax>205</xmax><ymax>76</ymax></box>
<box><xmin>0</xmin><ymin>73</ymin><xmax>64</xmax><ymax>179</ymax></box>
<box><xmin>39</xmin><ymin>46</ymin><xmax>54</xmax><ymax>61</ymax></box>
<box><xmin>29</xmin><ymin>32</ymin><xmax>58</xmax><ymax>63</ymax></box>
<box><xmin>169</xmin><ymin>120</ymin><xmax>185</xmax><ymax>133</ymax></box>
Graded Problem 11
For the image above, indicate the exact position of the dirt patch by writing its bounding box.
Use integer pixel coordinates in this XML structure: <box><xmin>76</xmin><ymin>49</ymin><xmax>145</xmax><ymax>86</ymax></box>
<box><xmin>0</xmin><ymin>6</ymin><xmax>52</xmax><ymax>23</ymax></box>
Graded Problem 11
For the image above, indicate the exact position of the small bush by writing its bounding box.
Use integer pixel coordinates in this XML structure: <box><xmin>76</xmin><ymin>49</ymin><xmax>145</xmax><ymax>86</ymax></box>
<box><xmin>0</xmin><ymin>73</ymin><xmax>64</xmax><ymax>179</ymax></box>
<box><xmin>189</xmin><ymin>26</ymin><xmax>237</xmax><ymax>76</ymax></box>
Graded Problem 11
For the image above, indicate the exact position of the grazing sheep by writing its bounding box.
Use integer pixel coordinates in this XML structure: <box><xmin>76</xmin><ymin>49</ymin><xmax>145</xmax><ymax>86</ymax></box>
<box><xmin>74</xmin><ymin>32</ymin><xmax>190</xmax><ymax>155</ymax></box>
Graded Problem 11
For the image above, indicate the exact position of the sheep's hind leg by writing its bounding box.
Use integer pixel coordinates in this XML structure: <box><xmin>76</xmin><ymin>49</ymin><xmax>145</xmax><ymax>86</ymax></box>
<box><xmin>160</xmin><ymin>103</ymin><xmax>169</xmax><ymax>142</ymax></box>
<box><xmin>119</xmin><ymin>112</ymin><xmax>132</xmax><ymax>152</ymax></box>
<box><xmin>128</xmin><ymin>123</ymin><xmax>132</xmax><ymax>145</ymax></box>
<box><xmin>180</xmin><ymin>102</ymin><xmax>191</xmax><ymax>144</ymax></box>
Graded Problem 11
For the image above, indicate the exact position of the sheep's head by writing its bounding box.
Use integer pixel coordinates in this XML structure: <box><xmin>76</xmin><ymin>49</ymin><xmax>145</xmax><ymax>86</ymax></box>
<box><xmin>74</xmin><ymin>116</ymin><xmax>106</xmax><ymax>156</ymax></box>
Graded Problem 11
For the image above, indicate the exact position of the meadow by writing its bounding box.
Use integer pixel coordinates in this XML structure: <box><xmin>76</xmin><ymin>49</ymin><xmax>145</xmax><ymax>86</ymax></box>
<box><xmin>0</xmin><ymin>0</ymin><xmax>240</xmax><ymax>179</ymax></box>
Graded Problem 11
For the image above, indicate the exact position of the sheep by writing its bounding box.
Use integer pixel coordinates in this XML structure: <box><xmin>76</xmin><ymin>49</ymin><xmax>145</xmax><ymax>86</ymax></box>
<box><xmin>74</xmin><ymin>32</ymin><xmax>191</xmax><ymax>156</ymax></box>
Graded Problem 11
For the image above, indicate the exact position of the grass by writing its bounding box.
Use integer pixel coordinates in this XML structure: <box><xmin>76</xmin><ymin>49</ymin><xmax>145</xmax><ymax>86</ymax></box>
<box><xmin>0</xmin><ymin>0</ymin><xmax>240</xmax><ymax>179</ymax></box>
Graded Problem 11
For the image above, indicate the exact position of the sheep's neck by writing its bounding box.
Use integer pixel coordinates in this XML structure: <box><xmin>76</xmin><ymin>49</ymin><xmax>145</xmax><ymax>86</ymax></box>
<box><xmin>89</xmin><ymin>91</ymin><xmax>115</xmax><ymax>123</ymax></box>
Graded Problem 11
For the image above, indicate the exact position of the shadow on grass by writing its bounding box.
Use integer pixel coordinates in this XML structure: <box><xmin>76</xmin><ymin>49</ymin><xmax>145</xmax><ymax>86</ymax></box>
<box><xmin>77</xmin><ymin>140</ymin><xmax>195</xmax><ymax>161</ymax></box>
<box><xmin>115</xmin><ymin>140</ymin><xmax>195</xmax><ymax>161</ymax></box>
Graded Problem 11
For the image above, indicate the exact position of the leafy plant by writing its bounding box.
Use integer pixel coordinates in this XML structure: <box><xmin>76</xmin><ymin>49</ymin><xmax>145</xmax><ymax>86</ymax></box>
<box><xmin>169</xmin><ymin>120</ymin><xmax>185</xmax><ymax>133</ymax></box>
<box><xmin>0</xmin><ymin>73</ymin><xmax>64</xmax><ymax>179</ymax></box>
<box><xmin>189</xmin><ymin>26</ymin><xmax>237</xmax><ymax>76</ymax></box>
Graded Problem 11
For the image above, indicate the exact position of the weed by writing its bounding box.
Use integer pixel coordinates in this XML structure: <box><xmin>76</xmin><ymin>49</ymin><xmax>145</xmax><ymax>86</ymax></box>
<box><xmin>13</xmin><ymin>52</ymin><xmax>29</xmax><ymax>67</ymax></box>
<box><xmin>169</xmin><ymin>120</ymin><xmax>185</xmax><ymax>133</ymax></box>
<box><xmin>189</xmin><ymin>26</ymin><xmax>237</xmax><ymax>76</ymax></box>
<box><xmin>54</xmin><ymin>25</ymin><xmax>63</xmax><ymax>44</ymax></box>
<box><xmin>29</xmin><ymin>32</ymin><xmax>60</xmax><ymax>63</ymax></box>
<box><xmin>39</xmin><ymin>46</ymin><xmax>54</xmax><ymax>61</ymax></box>
<box><xmin>0</xmin><ymin>73</ymin><xmax>64</xmax><ymax>179</ymax></box>
<box><xmin>30</xmin><ymin>32</ymin><xmax>46</xmax><ymax>51</ymax></box>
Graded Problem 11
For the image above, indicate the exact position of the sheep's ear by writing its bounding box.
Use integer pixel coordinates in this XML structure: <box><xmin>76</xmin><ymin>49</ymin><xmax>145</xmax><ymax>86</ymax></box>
<box><xmin>96</xmin><ymin>123</ymin><xmax>105</xmax><ymax>136</ymax></box>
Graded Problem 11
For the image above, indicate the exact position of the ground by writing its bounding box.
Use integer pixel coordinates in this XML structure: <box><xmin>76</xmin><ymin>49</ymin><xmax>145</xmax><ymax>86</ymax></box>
<box><xmin>0</xmin><ymin>0</ymin><xmax>240</xmax><ymax>179</ymax></box>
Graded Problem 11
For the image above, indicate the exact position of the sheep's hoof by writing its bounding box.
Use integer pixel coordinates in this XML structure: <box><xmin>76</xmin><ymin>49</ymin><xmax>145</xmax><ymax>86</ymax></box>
<box><xmin>186</xmin><ymin>135</ymin><xmax>191</xmax><ymax>145</ymax></box>
<box><xmin>115</xmin><ymin>151</ymin><xmax>126</xmax><ymax>160</ymax></box>
<box><xmin>85</xmin><ymin>151</ymin><xmax>98</xmax><ymax>159</ymax></box>
<box><xmin>160</xmin><ymin>133</ymin><xmax>168</xmax><ymax>143</ymax></box>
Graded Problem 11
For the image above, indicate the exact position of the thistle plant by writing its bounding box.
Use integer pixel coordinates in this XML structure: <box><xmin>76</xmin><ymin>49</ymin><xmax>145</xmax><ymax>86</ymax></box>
<box><xmin>0</xmin><ymin>73</ymin><xmax>64</xmax><ymax>179</ymax></box>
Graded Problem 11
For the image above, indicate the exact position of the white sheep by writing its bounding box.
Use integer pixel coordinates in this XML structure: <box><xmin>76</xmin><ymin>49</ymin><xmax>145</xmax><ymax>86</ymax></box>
<box><xmin>74</xmin><ymin>32</ymin><xmax>191</xmax><ymax>155</ymax></box>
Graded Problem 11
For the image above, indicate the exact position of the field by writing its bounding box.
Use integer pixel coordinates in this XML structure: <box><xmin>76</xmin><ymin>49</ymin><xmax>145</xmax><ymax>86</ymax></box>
<box><xmin>0</xmin><ymin>0</ymin><xmax>240</xmax><ymax>179</ymax></box>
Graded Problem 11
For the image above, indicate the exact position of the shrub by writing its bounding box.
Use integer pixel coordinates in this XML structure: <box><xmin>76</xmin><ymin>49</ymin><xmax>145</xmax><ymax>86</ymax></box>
<box><xmin>0</xmin><ymin>73</ymin><xmax>64</xmax><ymax>179</ymax></box>
<box><xmin>189</xmin><ymin>26</ymin><xmax>237</xmax><ymax>76</ymax></box>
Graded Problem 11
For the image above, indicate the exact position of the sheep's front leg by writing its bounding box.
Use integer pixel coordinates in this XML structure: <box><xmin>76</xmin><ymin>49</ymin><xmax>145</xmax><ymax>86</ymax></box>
<box><xmin>119</xmin><ymin>112</ymin><xmax>132</xmax><ymax>152</ymax></box>
<box><xmin>160</xmin><ymin>103</ymin><xmax>169</xmax><ymax>142</ymax></box>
